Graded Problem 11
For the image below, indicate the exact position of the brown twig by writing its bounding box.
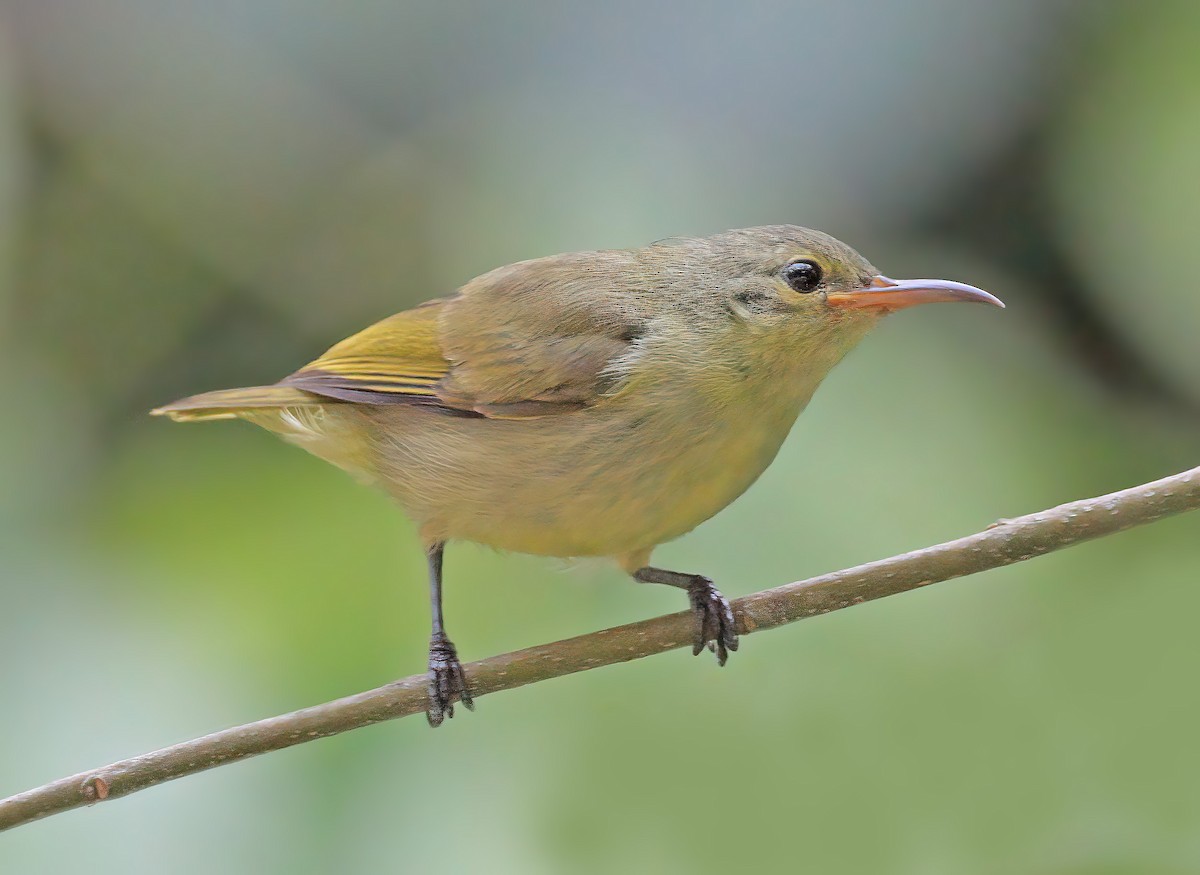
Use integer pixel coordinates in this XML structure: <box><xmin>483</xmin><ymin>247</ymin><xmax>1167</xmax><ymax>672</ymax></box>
<box><xmin>2</xmin><ymin>464</ymin><xmax>1198</xmax><ymax>832</ymax></box>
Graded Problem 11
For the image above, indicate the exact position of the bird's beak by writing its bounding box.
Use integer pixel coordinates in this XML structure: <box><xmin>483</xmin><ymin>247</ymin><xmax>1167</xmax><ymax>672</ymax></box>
<box><xmin>826</xmin><ymin>275</ymin><xmax>1005</xmax><ymax>312</ymax></box>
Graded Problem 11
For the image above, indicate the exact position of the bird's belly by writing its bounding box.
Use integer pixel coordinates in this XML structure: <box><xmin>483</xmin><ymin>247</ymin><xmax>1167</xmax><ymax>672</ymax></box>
<box><xmin>360</xmin><ymin>396</ymin><xmax>801</xmax><ymax>558</ymax></box>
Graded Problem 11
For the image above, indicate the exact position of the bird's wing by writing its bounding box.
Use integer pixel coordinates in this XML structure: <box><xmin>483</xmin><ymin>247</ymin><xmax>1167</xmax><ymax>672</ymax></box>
<box><xmin>281</xmin><ymin>300</ymin><xmax>456</xmax><ymax>408</ymax></box>
<box><xmin>282</xmin><ymin>253</ymin><xmax>646</xmax><ymax>419</ymax></box>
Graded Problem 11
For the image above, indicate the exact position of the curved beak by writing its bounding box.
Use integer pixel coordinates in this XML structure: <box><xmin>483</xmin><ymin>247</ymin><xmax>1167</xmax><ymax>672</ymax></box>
<box><xmin>826</xmin><ymin>275</ymin><xmax>1005</xmax><ymax>312</ymax></box>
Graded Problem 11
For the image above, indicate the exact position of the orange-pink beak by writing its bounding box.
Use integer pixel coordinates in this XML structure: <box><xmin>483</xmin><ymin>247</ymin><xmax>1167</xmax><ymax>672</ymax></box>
<box><xmin>826</xmin><ymin>275</ymin><xmax>1004</xmax><ymax>312</ymax></box>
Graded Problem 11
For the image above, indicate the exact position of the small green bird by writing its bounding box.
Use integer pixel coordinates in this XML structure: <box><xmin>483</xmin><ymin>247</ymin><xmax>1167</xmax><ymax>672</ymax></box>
<box><xmin>154</xmin><ymin>225</ymin><xmax>1002</xmax><ymax>724</ymax></box>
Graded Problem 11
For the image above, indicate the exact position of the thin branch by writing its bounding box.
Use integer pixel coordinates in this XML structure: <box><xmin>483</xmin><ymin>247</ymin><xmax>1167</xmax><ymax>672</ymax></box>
<box><xmin>3</xmin><ymin>465</ymin><xmax>1198</xmax><ymax>832</ymax></box>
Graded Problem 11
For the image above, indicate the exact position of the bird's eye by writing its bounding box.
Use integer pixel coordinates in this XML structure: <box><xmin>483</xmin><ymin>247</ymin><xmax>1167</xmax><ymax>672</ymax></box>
<box><xmin>782</xmin><ymin>260</ymin><xmax>823</xmax><ymax>293</ymax></box>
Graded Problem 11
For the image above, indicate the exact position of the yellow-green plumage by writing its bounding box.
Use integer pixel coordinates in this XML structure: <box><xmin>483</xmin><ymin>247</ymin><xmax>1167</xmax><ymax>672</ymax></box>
<box><xmin>155</xmin><ymin>226</ymin><xmax>884</xmax><ymax>566</ymax></box>
<box><xmin>154</xmin><ymin>225</ymin><xmax>1001</xmax><ymax>718</ymax></box>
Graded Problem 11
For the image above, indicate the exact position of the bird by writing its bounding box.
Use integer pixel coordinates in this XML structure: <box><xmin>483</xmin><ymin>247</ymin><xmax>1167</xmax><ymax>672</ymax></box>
<box><xmin>153</xmin><ymin>225</ymin><xmax>1003</xmax><ymax>725</ymax></box>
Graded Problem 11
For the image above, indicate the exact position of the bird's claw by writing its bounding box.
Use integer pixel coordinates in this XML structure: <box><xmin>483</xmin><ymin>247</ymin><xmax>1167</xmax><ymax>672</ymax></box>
<box><xmin>426</xmin><ymin>634</ymin><xmax>473</xmax><ymax>727</ymax></box>
<box><xmin>686</xmin><ymin>576</ymin><xmax>739</xmax><ymax>666</ymax></box>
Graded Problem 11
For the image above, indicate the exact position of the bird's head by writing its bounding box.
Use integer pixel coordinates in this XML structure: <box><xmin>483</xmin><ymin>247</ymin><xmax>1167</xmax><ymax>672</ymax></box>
<box><xmin>634</xmin><ymin>225</ymin><xmax>1004</xmax><ymax>395</ymax></box>
<box><xmin>677</xmin><ymin>226</ymin><xmax>1003</xmax><ymax>340</ymax></box>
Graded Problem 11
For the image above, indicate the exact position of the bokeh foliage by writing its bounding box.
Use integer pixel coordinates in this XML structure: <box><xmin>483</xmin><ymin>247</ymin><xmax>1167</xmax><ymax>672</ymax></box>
<box><xmin>1</xmin><ymin>2</ymin><xmax>1197</xmax><ymax>873</ymax></box>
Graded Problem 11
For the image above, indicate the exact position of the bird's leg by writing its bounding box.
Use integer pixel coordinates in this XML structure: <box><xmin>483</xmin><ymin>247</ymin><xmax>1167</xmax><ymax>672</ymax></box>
<box><xmin>632</xmin><ymin>567</ymin><xmax>739</xmax><ymax>665</ymax></box>
<box><xmin>425</xmin><ymin>541</ymin><xmax>473</xmax><ymax>726</ymax></box>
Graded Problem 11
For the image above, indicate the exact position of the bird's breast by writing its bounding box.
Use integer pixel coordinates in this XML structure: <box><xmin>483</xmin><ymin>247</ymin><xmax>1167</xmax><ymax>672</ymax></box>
<box><xmin>363</xmin><ymin>358</ymin><xmax>814</xmax><ymax>559</ymax></box>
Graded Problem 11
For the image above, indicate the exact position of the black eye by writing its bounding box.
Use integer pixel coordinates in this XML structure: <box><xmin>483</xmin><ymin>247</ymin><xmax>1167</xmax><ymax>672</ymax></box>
<box><xmin>782</xmin><ymin>260</ymin><xmax>823</xmax><ymax>293</ymax></box>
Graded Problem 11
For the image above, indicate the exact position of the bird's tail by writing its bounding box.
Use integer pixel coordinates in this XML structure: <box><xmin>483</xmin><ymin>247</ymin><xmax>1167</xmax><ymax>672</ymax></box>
<box><xmin>152</xmin><ymin>385</ymin><xmax>375</xmax><ymax>483</ymax></box>
<box><xmin>150</xmin><ymin>386</ymin><xmax>323</xmax><ymax>422</ymax></box>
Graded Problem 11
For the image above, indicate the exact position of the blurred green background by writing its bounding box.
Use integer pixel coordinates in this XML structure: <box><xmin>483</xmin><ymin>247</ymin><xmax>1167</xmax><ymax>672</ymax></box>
<box><xmin>1</xmin><ymin>2</ymin><xmax>1198</xmax><ymax>873</ymax></box>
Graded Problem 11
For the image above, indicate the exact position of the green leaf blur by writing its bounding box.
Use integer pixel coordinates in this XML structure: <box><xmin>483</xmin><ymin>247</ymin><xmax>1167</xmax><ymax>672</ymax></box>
<box><xmin>1</xmin><ymin>3</ymin><xmax>1197</xmax><ymax>873</ymax></box>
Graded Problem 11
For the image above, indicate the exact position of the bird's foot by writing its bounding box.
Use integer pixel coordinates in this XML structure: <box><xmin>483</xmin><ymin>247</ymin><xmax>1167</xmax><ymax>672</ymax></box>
<box><xmin>685</xmin><ymin>576</ymin><xmax>739</xmax><ymax>666</ymax></box>
<box><xmin>426</xmin><ymin>634</ymin><xmax>474</xmax><ymax>727</ymax></box>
